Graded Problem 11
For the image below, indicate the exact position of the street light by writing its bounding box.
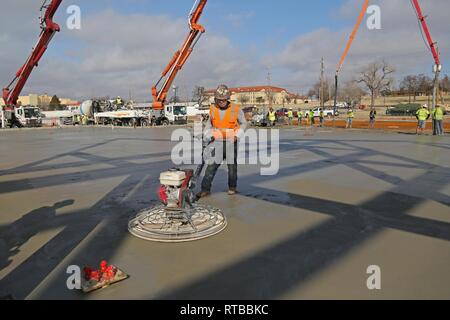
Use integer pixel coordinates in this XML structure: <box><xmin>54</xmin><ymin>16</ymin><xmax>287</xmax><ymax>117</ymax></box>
<box><xmin>173</xmin><ymin>85</ymin><xmax>178</xmax><ymax>103</ymax></box>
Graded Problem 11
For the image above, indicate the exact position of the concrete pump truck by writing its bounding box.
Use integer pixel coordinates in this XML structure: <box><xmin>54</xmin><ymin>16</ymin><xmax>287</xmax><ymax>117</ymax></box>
<box><xmin>1</xmin><ymin>0</ymin><xmax>62</xmax><ymax>128</ymax></box>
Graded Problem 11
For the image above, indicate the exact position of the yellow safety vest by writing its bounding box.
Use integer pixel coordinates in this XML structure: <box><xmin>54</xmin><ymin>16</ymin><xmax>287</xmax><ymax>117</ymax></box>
<box><xmin>416</xmin><ymin>108</ymin><xmax>429</xmax><ymax>121</ymax></box>
<box><xmin>287</xmin><ymin>111</ymin><xmax>293</xmax><ymax>118</ymax></box>
<box><xmin>347</xmin><ymin>111</ymin><xmax>354</xmax><ymax>118</ymax></box>
<box><xmin>268</xmin><ymin>111</ymin><xmax>276</xmax><ymax>121</ymax></box>
<box><xmin>433</xmin><ymin>108</ymin><xmax>444</xmax><ymax>121</ymax></box>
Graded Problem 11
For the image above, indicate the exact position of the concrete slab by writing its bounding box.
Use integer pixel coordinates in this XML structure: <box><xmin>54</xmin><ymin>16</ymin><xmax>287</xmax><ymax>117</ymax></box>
<box><xmin>0</xmin><ymin>127</ymin><xmax>449</xmax><ymax>300</ymax></box>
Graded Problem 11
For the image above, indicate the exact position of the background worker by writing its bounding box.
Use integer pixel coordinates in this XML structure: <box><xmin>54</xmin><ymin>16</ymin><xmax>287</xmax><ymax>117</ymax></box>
<box><xmin>115</xmin><ymin>96</ymin><xmax>123</xmax><ymax>107</ymax></box>
<box><xmin>416</xmin><ymin>104</ymin><xmax>430</xmax><ymax>135</ymax></box>
<box><xmin>287</xmin><ymin>108</ymin><xmax>294</xmax><ymax>125</ymax></box>
<box><xmin>197</xmin><ymin>85</ymin><xmax>247</xmax><ymax>198</ymax></box>
<box><xmin>297</xmin><ymin>109</ymin><xmax>303</xmax><ymax>126</ymax></box>
<box><xmin>309</xmin><ymin>109</ymin><xmax>314</xmax><ymax>127</ymax></box>
<box><xmin>346</xmin><ymin>108</ymin><xmax>354</xmax><ymax>128</ymax></box>
<box><xmin>305</xmin><ymin>110</ymin><xmax>310</xmax><ymax>125</ymax></box>
<box><xmin>369</xmin><ymin>108</ymin><xmax>377</xmax><ymax>129</ymax></box>
<box><xmin>319</xmin><ymin>108</ymin><xmax>324</xmax><ymax>127</ymax></box>
<box><xmin>432</xmin><ymin>105</ymin><xmax>445</xmax><ymax>136</ymax></box>
<box><xmin>267</xmin><ymin>107</ymin><xmax>277</xmax><ymax>127</ymax></box>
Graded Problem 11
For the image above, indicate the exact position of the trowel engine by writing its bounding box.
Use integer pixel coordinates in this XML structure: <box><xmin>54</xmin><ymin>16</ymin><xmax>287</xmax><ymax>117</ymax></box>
<box><xmin>158</xmin><ymin>169</ymin><xmax>197</xmax><ymax>210</ymax></box>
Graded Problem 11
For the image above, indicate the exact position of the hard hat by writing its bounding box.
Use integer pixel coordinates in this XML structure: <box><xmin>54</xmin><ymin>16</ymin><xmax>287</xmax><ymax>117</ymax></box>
<box><xmin>422</xmin><ymin>104</ymin><xmax>428</xmax><ymax>108</ymax></box>
<box><xmin>214</xmin><ymin>84</ymin><xmax>231</xmax><ymax>100</ymax></box>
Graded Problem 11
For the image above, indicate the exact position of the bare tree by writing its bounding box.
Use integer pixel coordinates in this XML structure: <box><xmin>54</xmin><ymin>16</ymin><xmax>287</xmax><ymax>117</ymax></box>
<box><xmin>340</xmin><ymin>80</ymin><xmax>366</xmax><ymax>105</ymax></box>
<box><xmin>357</xmin><ymin>61</ymin><xmax>395</xmax><ymax>109</ymax></box>
<box><xmin>400</xmin><ymin>75</ymin><xmax>419</xmax><ymax>103</ymax></box>
<box><xmin>238</xmin><ymin>95</ymin><xmax>250</xmax><ymax>105</ymax></box>
<box><xmin>440</xmin><ymin>74</ymin><xmax>450</xmax><ymax>93</ymax></box>
<box><xmin>306</xmin><ymin>88</ymin><xmax>317</xmax><ymax>99</ymax></box>
<box><xmin>192</xmin><ymin>86</ymin><xmax>205</xmax><ymax>103</ymax></box>
<box><xmin>265</xmin><ymin>90</ymin><xmax>275</xmax><ymax>106</ymax></box>
<box><xmin>311</xmin><ymin>78</ymin><xmax>331</xmax><ymax>104</ymax></box>
<box><xmin>417</xmin><ymin>74</ymin><xmax>433</xmax><ymax>96</ymax></box>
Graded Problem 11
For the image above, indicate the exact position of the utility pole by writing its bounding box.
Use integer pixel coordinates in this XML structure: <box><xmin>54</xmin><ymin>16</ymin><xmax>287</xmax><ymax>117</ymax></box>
<box><xmin>432</xmin><ymin>64</ymin><xmax>441</xmax><ymax>135</ymax></box>
<box><xmin>1</xmin><ymin>106</ymin><xmax>4</xmax><ymax>129</ymax></box>
<box><xmin>267</xmin><ymin>67</ymin><xmax>272</xmax><ymax>109</ymax></box>
<box><xmin>320</xmin><ymin>57</ymin><xmax>325</xmax><ymax>108</ymax></box>
<box><xmin>173</xmin><ymin>85</ymin><xmax>178</xmax><ymax>103</ymax></box>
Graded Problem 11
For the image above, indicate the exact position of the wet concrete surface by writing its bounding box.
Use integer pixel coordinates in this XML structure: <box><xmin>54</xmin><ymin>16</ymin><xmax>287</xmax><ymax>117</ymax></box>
<box><xmin>0</xmin><ymin>126</ymin><xmax>449</xmax><ymax>299</ymax></box>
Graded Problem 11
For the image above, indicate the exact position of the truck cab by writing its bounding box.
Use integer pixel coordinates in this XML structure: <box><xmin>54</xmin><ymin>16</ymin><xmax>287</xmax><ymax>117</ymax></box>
<box><xmin>1</xmin><ymin>105</ymin><xmax>42</xmax><ymax>128</ymax></box>
<box><xmin>164</xmin><ymin>104</ymin><xmax>188</xmax><ymax>125</ymax></box>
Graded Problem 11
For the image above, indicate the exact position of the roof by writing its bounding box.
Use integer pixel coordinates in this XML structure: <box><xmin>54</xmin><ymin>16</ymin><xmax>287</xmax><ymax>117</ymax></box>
<box><xmin>204</xmin><ymin>86</ymin><xmax>289</xmax><ymax>95</ymax></box>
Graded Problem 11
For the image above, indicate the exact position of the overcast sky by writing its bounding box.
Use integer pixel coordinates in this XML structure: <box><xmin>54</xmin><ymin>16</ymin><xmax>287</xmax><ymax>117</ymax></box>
<box><xmin>1</xmin><ymin>0</ymin><xmax>449</xmax><ymax>102</ymax></box>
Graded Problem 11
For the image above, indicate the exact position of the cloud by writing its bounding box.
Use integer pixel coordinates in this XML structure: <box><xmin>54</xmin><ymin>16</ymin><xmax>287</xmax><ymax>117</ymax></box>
<box><xmin>1</xmin><ymin>5</ymin><xmax>259</xmax><ymax>101</ymax></box>
<box><xmin>224</xmin><ymin>12</ymin><xmax>255</xmax><ymax>28</ymax></box>
<box><xmin>265</xmin><ymin>0</ymin><xmax>450</xmax><ymax>91</ymax></box>
<box><xmin>1</xmin><ymin>0</ymin><xmax>449</xmax><ymax>101</ymax></box>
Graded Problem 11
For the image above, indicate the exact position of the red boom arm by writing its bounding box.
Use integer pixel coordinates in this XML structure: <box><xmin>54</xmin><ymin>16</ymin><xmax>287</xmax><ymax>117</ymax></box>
<box><xmin>2</xmin><ymin>0</ymin><xmax>62</xmax><ymax>108</ymax></box>
<box><xmin>411</xmin><ymin>0</ymin><xmax>441</xmax><ymax>67</ymax></box>
<box><xmin>151</xmin><ymin>0</ymin><xmax>207</xmax><ymax>110</ymax></box>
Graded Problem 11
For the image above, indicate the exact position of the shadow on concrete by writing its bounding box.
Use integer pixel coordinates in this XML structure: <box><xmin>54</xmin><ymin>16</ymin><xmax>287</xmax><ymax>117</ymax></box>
<box><xmin>0</xmin><ymin>131</ymin><xmax>448</xmax><ymax>299</ymax></box>
<box><xmin>0</xmin><ymin>200</ymin><xmax>75</xmax><ymax>271</ymax></box>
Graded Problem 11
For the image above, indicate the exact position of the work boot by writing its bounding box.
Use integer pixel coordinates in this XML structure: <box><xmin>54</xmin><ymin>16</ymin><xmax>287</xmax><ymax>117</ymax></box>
<box><xmin>228</xmin><ymin>188</ymin><xmax>237</xmax><ymax>195</ymax></box>
<box><xmin>196</xmin><ymin>191</ymin><xmax>210</xmax><ymax>200</ymax></box>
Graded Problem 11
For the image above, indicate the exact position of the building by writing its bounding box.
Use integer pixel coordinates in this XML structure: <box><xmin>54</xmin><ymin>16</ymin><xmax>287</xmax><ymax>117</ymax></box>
<box><xmin>1</xmin><ymin>94</ymin><xmax>79</xmax><ymax>108</ymax></box>
<box><xmin>203</xmin><ymin>86</ymin><xmax>304</xmax><ymax>107</ymax></box>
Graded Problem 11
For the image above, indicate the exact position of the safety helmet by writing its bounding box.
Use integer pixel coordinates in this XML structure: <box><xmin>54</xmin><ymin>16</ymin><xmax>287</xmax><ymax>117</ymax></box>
<box><xmin>214</xmin><ymin>84</ymin><xmax>231</xmax><ymax>100</ymax></box>
<box><xmin>422</xmin><ymin>104</ymin><xmax>428</xmax><ymax>109</ymax></box>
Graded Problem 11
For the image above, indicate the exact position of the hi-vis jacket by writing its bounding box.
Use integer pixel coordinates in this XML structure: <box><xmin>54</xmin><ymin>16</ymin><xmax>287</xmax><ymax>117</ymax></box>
<box><xmin>209</xmin><ymin>103</ymin><xmax>241</xmax><ymax>141</ymax></box>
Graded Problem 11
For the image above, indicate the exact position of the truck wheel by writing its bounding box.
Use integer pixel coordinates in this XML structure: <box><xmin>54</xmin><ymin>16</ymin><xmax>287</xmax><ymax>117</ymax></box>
<box><xmin>140</xmin><ymin>119</ymin><xmax>149</xmax><ymax>127</ymax></box>
<box><xmin>162</xmin><ymin>119</ymin><xmax>170</xmax><ymax>126</ymax></box>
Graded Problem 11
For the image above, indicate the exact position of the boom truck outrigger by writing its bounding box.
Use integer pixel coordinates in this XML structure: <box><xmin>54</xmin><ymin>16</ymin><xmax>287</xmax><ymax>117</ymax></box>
<box><xmin>1</xmin><ymin>0</ymin><xmax>62</xmax><ymax>128</ymax></box>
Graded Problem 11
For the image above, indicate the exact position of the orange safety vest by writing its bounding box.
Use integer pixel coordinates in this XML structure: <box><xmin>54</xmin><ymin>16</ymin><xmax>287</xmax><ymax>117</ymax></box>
<box><xmin>209</xmin><ymin>103</ymin><xmax>241</xmax><ymax>140</ymax></box>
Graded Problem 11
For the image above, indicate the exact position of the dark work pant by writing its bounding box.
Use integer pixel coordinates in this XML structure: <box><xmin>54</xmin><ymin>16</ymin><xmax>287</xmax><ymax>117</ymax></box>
<box><xmin>435</xmin><ymin>120</ymin><xmax>443</xmax><ymax>135</ymax></box>
<box><xmin>201</xmin><ymin>141</ymin><xmax>238</xmax><ymax>192</ymax></box>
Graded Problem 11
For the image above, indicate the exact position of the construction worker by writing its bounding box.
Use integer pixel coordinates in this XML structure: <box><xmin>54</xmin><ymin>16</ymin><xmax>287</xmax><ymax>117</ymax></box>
<box><xmin>305</xmin><ymin>110</ymin><xmax>310</xmax><ymax>125</ymax></box>
<box><xmin>346</xmin><ymin>108</ymin><xmax>354</xmax><ymax>129</ymax></box>
<box><xmin>116</xmin><ymin>96</ymin><xmax>123</xmax><ymax>107</ymax></box>
<box><xmin>309</xmin><ymin>109</ymin><xmax>314</xmax><ymax>126</ymax></box>
<box><xmin>287</xmin><ymin>108</ymin><xmax>294</xmax><ymax>125</ymax></box>
<box><xmin>197</xmin><ymin>85</ymin><xmax>247</xmax><ymax>199</ymax></box>
<box><xmin>319</xmin><ymin>108</ymin><xmax>324</xmax><ymax>127</ymax></box>
<box><xmin>369</xmin><ymin>108</ymin><xmax>377</xmax><ymax>129</ymax></box>
<box><xmin>432</xmin><ymin>105</ymin><xmax>445</xmax><ymax>136</ymax></box>
<box><xmin>297</xmin><ymin>109</ymin><xmax>304</xmax><ymax>126</ymax></box>
<box><xmin>416</xmin><ymin>104</ymin><xmax>430</xmax><ymax>135</ymax></box>
<box><xmin>267</xmin><ymin>107</ymin><xmax>277</xmax><ymax>127</ymax></box>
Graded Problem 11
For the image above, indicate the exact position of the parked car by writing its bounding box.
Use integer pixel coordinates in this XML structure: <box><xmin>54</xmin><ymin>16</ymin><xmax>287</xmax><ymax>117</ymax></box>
<box><xmin>276</xmin><ymin>108</ymin><xmax>298</xmax><ymax>118</ymax></box>
<box><xmin>312</xmin><ymin>107</ymin><xmax>339</xmax><ymax>117</ymax></box>
<box><xmin>386</xmin><ymin>104</ymin><xmax>421</xmax><ymax>116</ymax></box>
<box><xmin>251</xmin><ymin>113</ymin><xmax>268</xmax><ymax>127</ymax></box>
